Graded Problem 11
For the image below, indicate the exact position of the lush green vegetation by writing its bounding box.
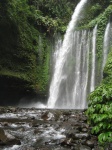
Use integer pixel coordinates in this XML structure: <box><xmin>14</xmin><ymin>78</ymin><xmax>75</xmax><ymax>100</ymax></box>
<box><xmin>0</xmin><ymin>0</ymin><xmax>112</xmax><ymax>146</ymax></box>
<box><xmin>78</xmin><ymin>0</ymin><xmax>112</xmax><ymax>28</ymax></box>
<box><xmin>29</xmin><ymin>0</ymin><xmax>77</xmax><ymax>34</ymax></box>
<box><xmin>86</xmin><ymin>50</ymin><xmax>112</xmax><ymax>147</ymax></box>
<box><xmin>0</xmin><ymin>0</ymin><xmax>39</xmax><ymax>91</ymax></box>
<box><xmin>0</xmin><ymin>0</ymin><xmax>75</xmax><ymax>94</ymax></box>
<box><xmin>85</xmin><ymin>0</ymin><xmax>112</xmax><ymax>147</ymax></box>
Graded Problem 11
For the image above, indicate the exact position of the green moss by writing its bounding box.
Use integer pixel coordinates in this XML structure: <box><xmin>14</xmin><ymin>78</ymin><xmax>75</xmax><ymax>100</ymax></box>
<box><xmin>83</xmin><ymin>1</ymin><xmax>112</xmax><ymax>146</ymax></box>
<box><xmin>86</xmin><ymin>38</ymin><xmax>112</xmax><ymax>146</ymax></box>
<box><xmin>103</xmin><ymin>49</ymin><xmax>112</xmax><ymax>83</ymax></box>
<box><xmin>30</xmin><ymin>0</ymin><xmax>77</xmax><ymax>34</ymax></box>
<box><xmin>0</xmin><ymin>0</ymin><xmax>76</xmax><ymax>94</ymax></box>
<box><xmin>78</xmin><ymin>4</ymin><xmax>112</xmax><ymax>85</ymax></box>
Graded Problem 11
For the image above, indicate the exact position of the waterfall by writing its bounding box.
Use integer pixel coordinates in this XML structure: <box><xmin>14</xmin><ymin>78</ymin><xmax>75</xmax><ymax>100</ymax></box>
<box><xmin>47</xmin><ymin>0</ymin><xmax>111</xmax><ymax>109</ymax></box>
<box><xmin>90</xmin><ymin>25</ymin><xmax>97</xmax><ymax>92</ymax></box>
<box><xmin>72</xmin><ymin>31</ymin><xmax>90</xmax><ymax>109</ymax></box>
<box><xmin>53</xmin><ymin>37</ymin><xmax>62</xmax><ymax>72</ymax></box>
<box><xmin>102</xmin><ymin>22</ymin><xmax>111</xmax><ymax>76</ymax></box>
<box><xmin>47</xmin><ymin>0</ymin><xmax>88</xmax><ymax>109</ymax></box>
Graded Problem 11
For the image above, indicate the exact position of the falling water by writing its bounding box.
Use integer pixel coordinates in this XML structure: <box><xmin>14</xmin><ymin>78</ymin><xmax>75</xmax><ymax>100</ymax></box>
<box><xmin>72</xmin><ymin>31</ymin><xmax>91</xmax><ymax>109</ymax></box>
<box><xmin>80</xmin><ymin>32</ymin><xmax>90</xmax><ymax>108</ymax></box>
<box><xmin>52</xmin><ymin>37</ymin><xmax>62</xmax><ymax>73</ymax></box>
<box><xmin>102</xmin><ymin>22</ymin><xmax>111</xmax><ymax>76</ymax></box>
<box><xmin>47</xmin><ymin>0</ymin><xmax>88</xmax><ymax>109</ymax></box>
<box><xmin>90</xmin><ymin>25</ymin><xmax>97</xmax><ymax>92</ymax></box>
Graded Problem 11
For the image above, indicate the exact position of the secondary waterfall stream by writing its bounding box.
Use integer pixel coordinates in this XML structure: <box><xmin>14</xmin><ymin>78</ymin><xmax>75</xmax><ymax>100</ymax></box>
<box><xmin>102</xmin><ymin>22</ymin><xmax>111</xmax><ymax>76</ymax></box>
<box><xmin>90</xmin><ymin>25</ymin><xmax>97</xmax><ymax>92</ymax></box>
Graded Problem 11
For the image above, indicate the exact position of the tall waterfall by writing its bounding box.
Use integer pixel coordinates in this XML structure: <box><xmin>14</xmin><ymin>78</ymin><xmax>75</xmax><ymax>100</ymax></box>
<box><xmin>102</xmin><ymin>22</ymin><xmax>111</xmax><ymax>76</ymax></box>
<box><xmin>47</xmin><ymin>0</ymin><xmax>111</xmax><ymax>109</ymax></box>
<box><xmin>47</xmin><ymin>0</ymin><xmax>88</xmax><ymax>109</ymax></box>
<box><xmin>90</xmin><ymin>25</ymin><xmax>97</xmax><ymax>92</ymax></box>
<box><xmin>72</xmin><ymin>31</ymin><xmax>90</xmax><ymax>109</ymax></box>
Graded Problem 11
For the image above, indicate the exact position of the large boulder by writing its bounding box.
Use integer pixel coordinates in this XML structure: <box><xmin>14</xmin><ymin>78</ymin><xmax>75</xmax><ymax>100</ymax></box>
<box><xmin>0</xmin><ymin>128</ymin><xmax>21</xmax><ymax>146</ymax></box>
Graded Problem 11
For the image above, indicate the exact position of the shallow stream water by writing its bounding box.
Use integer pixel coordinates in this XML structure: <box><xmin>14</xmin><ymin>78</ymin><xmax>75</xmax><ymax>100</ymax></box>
<box><xmin>0</xmin><ymin>107</ymin><xmax>99</xmax><ymax>150</ymax></box>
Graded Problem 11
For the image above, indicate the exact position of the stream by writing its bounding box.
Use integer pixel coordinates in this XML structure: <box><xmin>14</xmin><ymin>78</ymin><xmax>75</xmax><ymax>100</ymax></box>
<box><xmin>0</xmin><ymin>107</ymin><xmax>100</xmax><ymax>150</ymax></box>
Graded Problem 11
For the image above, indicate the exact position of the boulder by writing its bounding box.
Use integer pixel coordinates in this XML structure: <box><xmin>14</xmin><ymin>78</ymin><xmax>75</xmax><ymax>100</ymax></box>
<box><xmin>86</xmin><ymin>139</ymin><xmax>95</xmax><ymax>148</ymax></box>
<box><xmin>74</xmin><ymin>133</ymin><xmax>89</xmax><ymax>140</ymax></box>
<box><xmin>79</xmin><ymin>145</ymin><xmax>91</xmax><ymax>150</ymax></box>
<box><xmin>82</xmin><ymin>128</ymin><xmax>88</xmax><ymax>132</ymax></box>
<box><xmin>59</xmin><ymin>138</ymin><xmax>73</xmax><ymax>146</ymax></box>
<box><xmin>41</xmin><ymin>111</ymin><xmax>54</xmax><ymax>121</ymax></box>
<box><xmin>8</xmin><ymin>106</ymin><xmax>17</xmax><ymax>113</ymax></box>
<box><xmin>109</xmin><ymin>143</ymin><xmax>112</xmax><ymax>148</ymax></box>
<box><xmin>0</xmin><ymin>128</ymin><xmax>21</xmax><ymax>146</ymax></box>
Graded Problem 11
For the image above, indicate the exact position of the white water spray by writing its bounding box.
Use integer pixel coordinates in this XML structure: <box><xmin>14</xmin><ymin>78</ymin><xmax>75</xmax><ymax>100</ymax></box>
<box><xmin>80</xmin><ymin>31</ymin><xmax>91</xmax><ymax>108</ymax></box>
<box><xmin>102</xmin><ymin>22</ymin><xmax>111</xmax><ymax>76</ymax></box>
<box><xmin>90</xmin><ymin>25</ymin><xmax>97</xmax><ymax>92</ymax></box>
<box><xmin>72</xmin><ymin>30</ymin><xmax>90</xmax><ymax>109</ymax></box>
<box><xmin>47</xmin><ymin>0</ymin><xmax>88</xmax><ymax>109</ymax></box>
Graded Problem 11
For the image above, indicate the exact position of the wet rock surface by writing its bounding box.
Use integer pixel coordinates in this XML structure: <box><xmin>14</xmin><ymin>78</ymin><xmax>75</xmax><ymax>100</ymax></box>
<box><xmin>0</xmin><ymin>107</ymin><xmax>100</xmax><ymax>150</ymax></box>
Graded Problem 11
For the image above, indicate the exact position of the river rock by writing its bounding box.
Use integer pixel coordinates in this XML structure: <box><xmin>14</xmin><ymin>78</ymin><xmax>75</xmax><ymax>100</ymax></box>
<box><xmin>8</xmin><ymin>106</ymin><xmax>17</xmax><ymax>113</ymax></box>
<box><xmin>41</xmin><ymin>111</ymin><xmax>54</xmax><ymax>121</ymax></box>
<box><xmin>0</xmin><ymin>107</ymin><xmax>5</xmax><ymax>113</ymax></box>
<box><xmin>82</xmin><ymin>116</ymin><xmax>87</xmax><ymax>121</ymax></box>
<box><xmin>1</xmin><ymin>122</ymin><xmax>9</xmax><ymax>127</ymax></box>
<box><xmin>74</xmin><ymin>133</ymin><xmax>89</xmax><ymax>139</ymax></box>
<box><xmin>0</xmin><ymin>129</ymin><xmax>21</xmax><ymax>146</ymax></box>
<box><xmin>63</xmin><ymin>111</ymin><xmax>71</xmax><ymax>116</ymax></box>
<box><xmin>110</xmin><ymin>143</ymin><xmax>112</xmax><ymax>148</ymax></box>
<box><xmin>59</xmin><ymin>138</ymin><xmax>73</xmax><ymax>146</ymax></box>
<box><xmin>80</xmin><ymin>139</ymin><xmax>87</xmax><ymax>145</ymax></box>
<box><xmin>67</xmin><ymin>128</ymin><xmax>79</xmax><ymax>135</ymax></box>
<box><xmin>0</xmin><ymin>108</ymin><xmax>99</xmax><ymax>149</ymax></box>
<box><xmin>70</xmin><ymin>144</ymin><xmax>91</xmax><ymax>150</ymax></box>
<box><xmin>79</xmin><ymin>145</ymin><xmax>91</xmax><ymax>150</ymax></box>
<box><xmin>82</xmin><ymin>128</ymin><xmax>88</xmax><ymax>132</ymax></box>
<box><xmin>86</xmin><ymin>139</ymin><xmax>95</xmax><ymax>148</ymax></box>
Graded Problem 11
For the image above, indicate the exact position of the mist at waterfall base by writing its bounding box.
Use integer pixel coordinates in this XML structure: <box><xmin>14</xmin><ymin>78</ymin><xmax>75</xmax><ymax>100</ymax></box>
<box><xmin>19</xmin><ymin>1</ymin><xmax>111</xmax><ymax>109</ymax></box>
<box><xmin>18</xmin><ymin>94</ymin><xmax>47</xmax><ymax>108</ymax></box>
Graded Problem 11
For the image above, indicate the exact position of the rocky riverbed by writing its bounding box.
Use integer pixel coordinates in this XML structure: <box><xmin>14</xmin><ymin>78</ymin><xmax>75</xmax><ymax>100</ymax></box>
<box><xmin>0</xmin><ymin>107</ymin><xmax>103</xmax><ymax>150</ymax></box>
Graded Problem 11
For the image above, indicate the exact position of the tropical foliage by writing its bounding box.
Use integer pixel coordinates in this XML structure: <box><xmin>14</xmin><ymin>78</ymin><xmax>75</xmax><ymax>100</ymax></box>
<box><xmin>0</xmin><ymin>1</ymin><xmax>112</xmax><ymax>145</ymax></box>
<box><xmin>82</xmin><ymin>0</ymin><xmax>112</xmax><ymax>147</ymax></box>
<box><xmin>29</xmin><ymin>0</ymin><xmax>77</xmax><ymax>34</ymax></box>
<box><xmin>86</xmin><ymin>49</ymin><xmax>112</xmax><ymax>146</ymax></box>
<box><xmin>0</xmin><ymin>0</ymin><xmax>75</xmax><ymax>93</ymax></box>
